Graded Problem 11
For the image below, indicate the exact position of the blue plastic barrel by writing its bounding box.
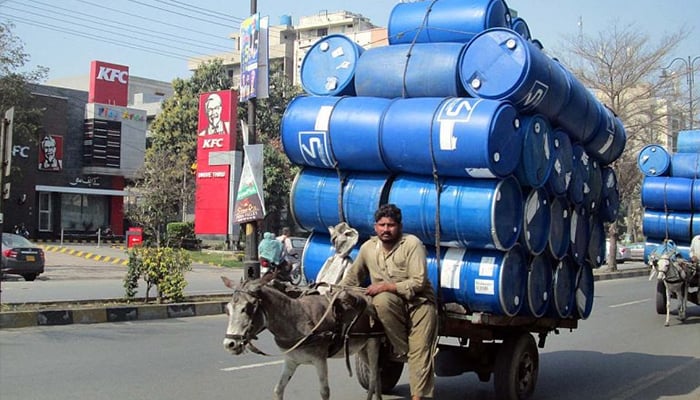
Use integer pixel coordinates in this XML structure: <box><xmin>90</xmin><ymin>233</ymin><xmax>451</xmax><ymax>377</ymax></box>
<box><xmin>637</xmin><ymin>144</ymin><xmax>670</xmax><ymax>177</ymax></box>
<box><xmin>568</xmin><ymin>144</ymin><xmax>591</xmax><ymax>206</ymax></box>
<box><xmin>584</xmin><ymin>104</ymin><xmax>627</xmax><ymax>166</ymax></box>
<box><xmin>381</xmin><ymin>97</ymin><xmax>523</xmax><ymax>178</ymax></box>
<box><xmin>644</xmin><ymin>240</ymin><xmax>691</xmax><ymax>263</ymax></box>
<box><xmin>514</xmin><ymin>114</ymin><xmax>554</xmax><ymax>189</ymax></box>
<box><xmin>669</xmin><ymin>152</ymin><xmax>700</xmax><ymax>179</ymax></box>
<box><xmin>569</xmin><ymin>207</ymin><xmax>590</xmax><ymax>266</ymax></box>
<box><xmin>553</xmin><ymin>62</ymin><xmax>601</xmax><ymax>143</ymax></box>
<box><xmin>693</xmin><ymin>213</ymin><xmax>700</xmax><ymax>237</ymax></box>
<box><xmin>548</xmin><ymin>255</ymin><xmax>577</xmax><ymax>318</ymax></box>
<box><xmin>300</xmin><ymin>34</ymin><xmax>364</xmax><ymax>96</ymax></box>
<box><xmin>642</xmin><ymin>209</ymin><xmax>693</xmax><ymax>242</ymax></box>
<box><xmin>510</xmin><ymin>17</ymin><xmax>531</xmax><ymax>40</ymax></box>
<box><xmin>695</xmin><ymin>179</ymin><xmax>700</xmax><ymax>211</ymax></box>
<box><xmin>600</xmin><ymin>166</ymin><xmax>620</xmax><ymax>223</ymax></box>
<box><xmin>519</xmin><ymin>188</ymin><xmax>550</xmax><ymax>255</ymax></box>
<box><xmin>548</xmin><ymin>196</ymin><xmax>571</xmax><ymax>259</ymax></box>
<box><xmin>290</xmin><ymin>168</ymin><xmax>391</xmax><ymax>236</ymax></box>
<box><xmin>388</xmin><ymin>175</ymin><xmax>523</xmax><ymax>250</ymax></box>
<box><xmin>354</xmin><ymin>43</ymin><xmax>467</xmax><ymax>98</ymax></box>
<box><xmin>584</xmin><ymin>159</ymin><xmax>603</xmax><ymax>214</ymax></box>
<box><xmin>301</xmin><ymin>232</ymin><xmax>360</xmax><ymax>283</ymax></box>
<box><xmin>587</xmin><ymin>214</ymin><xmax>605</xmax><ymax>267</ymax></box>
<box><xmin>574</xmin><ymin>262</ymin><xmax>595</xmax><ymax>319</ymax></box>
<box><xmin>677</xmin><ymin>129</ymin><xmax>700</xmax><ymax>153</ymax></box>
<box><xmin>545</xmin><ymin>128</ymin><xmax>573</xmax><ymax>198</ymax></box>
<box><xmin>460</xmin><ymin>28</ymin><xmax>570</xmax><ymax>118</ymax></box>
<box><xmin>427</xmin><ymin>245</ymin><xmax>526</xmax><ymax>316</ymax></box>
<box><xmin>281</xmin><ymin>95</ymin><xmax>392</xmax><ymax>171</ymax></box>
<box><xmin>387</xmin><ymin>0</ymin><xmax>511</xmax><ymax>45</ymax></box>
<box><xmin>641</xmin><ymin>176</ymin><xmax>694</xmax><ymax>211</ymax></box>
<box><xmin>518</xmin><ymin>253</ymin><xmax>553</xmax><ymax>318</ymax></box>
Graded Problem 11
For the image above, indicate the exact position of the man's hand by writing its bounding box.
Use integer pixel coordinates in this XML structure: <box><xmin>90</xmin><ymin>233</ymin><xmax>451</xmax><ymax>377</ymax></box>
<box><xmin>365</xmin><ymin>282</ymin><xmax>397</xmax><ymax>296</ymax></box>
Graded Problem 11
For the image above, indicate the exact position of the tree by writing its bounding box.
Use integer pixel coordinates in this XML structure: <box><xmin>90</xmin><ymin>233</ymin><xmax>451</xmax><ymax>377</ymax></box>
<box><xmin>558</xmin><ymin>22</ymin><xmax>688</xmax><ymax>270</ymax></box>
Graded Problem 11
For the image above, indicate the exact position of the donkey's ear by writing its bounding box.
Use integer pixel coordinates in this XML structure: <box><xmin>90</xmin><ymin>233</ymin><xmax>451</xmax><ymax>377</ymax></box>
<box><xmin>328</xmin><ymin>225</ymin><xmax>336</xmax><ymax>236</ymax></box>
<box><xmin>648</xmin><ymin>269</ymin><xmax>658</xmax><ymax>281</ymax></box>
<box><xmin>222</xmin><ymin>275</ymin><xmax>235</xmax><ymax>289</ymax></box>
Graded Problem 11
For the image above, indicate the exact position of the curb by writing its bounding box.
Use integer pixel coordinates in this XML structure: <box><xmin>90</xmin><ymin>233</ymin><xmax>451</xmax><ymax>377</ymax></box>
<box><xmin>0</xmin><ymin>269</ymin><xmax>650</xmax><ymax>330</ymax></box>
<box><xmin>40</xmin><ymin>245</ymin><xmax>130</xmax><ymax>266</ymax></box>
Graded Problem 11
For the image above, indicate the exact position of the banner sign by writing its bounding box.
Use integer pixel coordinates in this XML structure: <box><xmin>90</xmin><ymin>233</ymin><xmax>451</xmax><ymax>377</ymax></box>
<box><xmin>233</xmin><ymin>144</ymin><xmax>265</xmax><ymax>224</ymax></box>
<box><xmin>239</xmin><ymin>13</ymin><xmax>260</xmax><ymax>102</ymax></box>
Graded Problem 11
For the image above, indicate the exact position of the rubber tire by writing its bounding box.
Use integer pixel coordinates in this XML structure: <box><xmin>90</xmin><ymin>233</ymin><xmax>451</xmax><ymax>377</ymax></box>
<box><xmin>355</xmin><ymin>352</ymin><xmax>404</xmax><ymax>394</ymax></box>
<box><xmin>494</xmin><ymin>333</ymin><xmax>539</xmax><ymax>400</ymax></box>
<box><xmin>656</xmin><ymin>280</ymin><xmax>666</xmax><ymax>315</ymax></box>
<box><xmin>289</xmin><ymin>266</ymin><xmax>302</xmax><ymax>286</ymax></box>
<box><xmin>22</xmin><ymin>273</ymin><xmax>37</xmax><ymax>281</ymax></box>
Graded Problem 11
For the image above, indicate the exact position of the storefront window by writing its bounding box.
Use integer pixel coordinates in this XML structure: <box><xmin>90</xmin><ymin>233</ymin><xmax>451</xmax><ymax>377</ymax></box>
<box><xmin>38</xmin><ymin>192</ymin><xmax>52</xmax><ymax>232</ymax></box>
<box><xmin>60</xmin><ymin>194</ymin><xmax>108</xmax><ymax>232</ymax></box>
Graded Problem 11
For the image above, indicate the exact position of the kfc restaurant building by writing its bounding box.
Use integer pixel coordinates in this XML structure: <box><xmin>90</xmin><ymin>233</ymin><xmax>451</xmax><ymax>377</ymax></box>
<box><xmin>5</xmin><ymin>61</ymin><xmax>147</xmax><ymax>239</ymax></box>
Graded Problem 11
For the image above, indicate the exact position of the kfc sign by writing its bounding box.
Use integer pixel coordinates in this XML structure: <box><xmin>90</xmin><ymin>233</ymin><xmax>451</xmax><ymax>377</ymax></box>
<box><xmin>96</xmin><ymin>66</ymin><xmax>129</xmax><ymax>84</ymax></box>
<box><xmin>89</xmin><ymin>60</ymin><xmax>129</xmax><ymax>106</ymax></box>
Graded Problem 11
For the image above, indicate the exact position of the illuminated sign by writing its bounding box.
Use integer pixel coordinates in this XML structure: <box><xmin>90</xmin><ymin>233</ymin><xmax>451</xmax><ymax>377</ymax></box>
<box><xmin>88</xmin><ymin>60</ymin><xmax>129</xmax><ymax>107</ymax></box>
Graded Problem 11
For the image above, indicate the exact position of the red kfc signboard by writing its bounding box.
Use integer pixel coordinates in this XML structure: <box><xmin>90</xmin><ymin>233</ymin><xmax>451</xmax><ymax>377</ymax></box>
<box><xmin>194</xmin><ymin>90</ymin><xmax>238</xmax><ymax>235</ymax></box>
<box><xmin>88</xmin><ymin>61</ymin><xmax>129</xmax><ymax>107</ymax></box>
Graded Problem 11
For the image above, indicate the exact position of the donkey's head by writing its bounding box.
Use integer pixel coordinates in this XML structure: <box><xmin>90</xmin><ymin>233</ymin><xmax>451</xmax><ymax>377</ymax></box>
<box><xmin>221</xmin><ymin>276</ymin><xmax>267</xmax><ymax>355</ymax></box>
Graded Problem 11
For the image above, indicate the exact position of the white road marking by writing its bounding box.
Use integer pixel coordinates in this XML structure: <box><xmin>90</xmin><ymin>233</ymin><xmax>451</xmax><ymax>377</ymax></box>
<box><xmin>221</xmin><ymin>360</ymin><xmax>284</xmax><ymax>371</ymax></box>
<box><xmin>609</xmin><ymin>358</ymin><xmax>699</xmax><ymax>400</ymax></box>
<box><xmin>609</xmin><ymin>299</ymin><xmax>650</xmax><ymax>308</ymax></box>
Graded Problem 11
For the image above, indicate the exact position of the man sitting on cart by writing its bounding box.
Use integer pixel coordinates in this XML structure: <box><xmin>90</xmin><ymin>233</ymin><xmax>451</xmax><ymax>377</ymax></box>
<box><xmin>340</xmin><ymin>204</ymin><xmax>438</xmax><ymax>400</ymax></box>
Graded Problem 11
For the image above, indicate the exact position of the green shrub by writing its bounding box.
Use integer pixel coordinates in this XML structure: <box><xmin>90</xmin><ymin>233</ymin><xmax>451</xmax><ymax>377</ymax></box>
<box><xmin>124</xmin><ymin>246</ymin><xmax>193</xmax><ymax>303</ymax></box>
<box><xmin>166</xmin><ymin>222</ymin><xmax>200</xmax><ymax>250</ymax></box>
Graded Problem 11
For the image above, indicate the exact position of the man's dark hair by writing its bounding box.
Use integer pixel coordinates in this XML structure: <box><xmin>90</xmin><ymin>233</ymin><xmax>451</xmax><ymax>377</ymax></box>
<box><xmin>374</xmin><ymin>204</ymin><xmax>402</xmax><ymax>224</ymax></box>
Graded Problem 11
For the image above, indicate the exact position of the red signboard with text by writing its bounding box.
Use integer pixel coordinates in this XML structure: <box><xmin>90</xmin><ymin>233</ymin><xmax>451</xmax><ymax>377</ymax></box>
<box><xmin>194</xmin><ymin>90</ymin><xmax>238</xmax><ymax>235</ymax></box>
<box><xmin>88</xmin><ymin>60</ymin><xmax>129</xmax><ymax>107</ymax></box>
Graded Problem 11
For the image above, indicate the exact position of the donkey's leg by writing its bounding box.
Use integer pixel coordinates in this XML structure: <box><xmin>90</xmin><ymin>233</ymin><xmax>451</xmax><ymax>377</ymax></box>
<box><xmin>665</xmin><ymin>284</ymin><xmax>672</xmax><ymax>326</ymax></box>
<box><xmin>679</xmin><ymin>284</ymin><xmax>688</xmax><ymax>321</ymax></box>
<box><xmin>364</xmin><ymin>339</ymin><xmax>383</xmax><ymax>400</ymax></box>
<box><xmin>311</xmin><ymin>357</ymin><xmax>331</xmax><ymax>400</ymax></box>
<box><xmin>274</xmin><ymin>358</ymin><xmax>299</xmax><ymax>400</ymax></box>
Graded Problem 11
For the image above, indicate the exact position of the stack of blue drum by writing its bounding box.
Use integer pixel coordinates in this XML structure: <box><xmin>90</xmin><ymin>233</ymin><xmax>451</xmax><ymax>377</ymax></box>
<box><xmin>638</xmin><ymin>129</ymin><xmax>700</xmax><ymax>260</ymax></box>
<box><xmin>281</xmin><ymin>0</ymin><xmax>626</xmax><ymax>321</ymax></box>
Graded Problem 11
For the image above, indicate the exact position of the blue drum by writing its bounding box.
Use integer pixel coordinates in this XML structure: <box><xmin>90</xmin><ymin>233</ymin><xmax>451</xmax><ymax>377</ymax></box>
<box><xmin>553</xmin><ymin>62</ymin><xmax>601</xmax><ymax>143</ymax></box>
<box><xmin>587</xmin><ymin>214</ymin><xmax>605</xmax><ymax>267</ymax></box>
<box><xmin>548</xmin><ymin>196</ymin><xmax>571</xmax><ymax>259</ymax></box>
<box><xmin>460</xmin><ymin>28</ymin><xmax>570</xmax><ymax>118</ymax></box>
<box><xmin>600</xmin><ymin>166</ymin><xmax>620</xmax><ymax>223</ymax></box>
<box><xmin>519</xmin><ymin>188</ymin><xmax>550</xmax><ymax>255</ymax></box>
<box><xmin>388</xmin><ymin>0</ymin><xmax>511</xmax><ymax>45</ymax></box>
<box><xmin>569</xmin><ymin>207</ymin><xmax>590</xmax><ymax>267</ymax></box>
<box><xmin>518</xmin><ymin>253</ymin><xmax>553</xmax><ymax>318</ymax></box>
<box><xmin>642</xmin><ymin>209</ymin><xmax>693</xmax><ymax>242</ymax></box>
<box><xmin>584</xmin><ymin>103</ymin><xmax>627</xmax><ymax>166</ymax></box>
<box><xmin>574</xmin><ymin>262</ymin><xmax>595</xmax><ymax>320</ymax></box>
<box><xmin>300</xmin><ymin>34</ymin><xmax>364</xmax><ymax>96</ymax></box>
<box><xmin>388</xmin><ymin>175</ymin><xmax>523</xmax><ymax>250</ymax></box>
<box><xmin>677</xmin><ymin>129</ymin><xmax>700</xmax><ymax>153</ymax></box>
<box><xmin>545</xmin><ymin>128</ymin><xmax>573</xmax><ymax>198</ymax></box>
<box><xmin>669</xmin><ymin>152</ymin><xmax>700</xmax><ymax>179</ymax></box>
<box><xmin>510</xmin><ymin>17</ymin><xmax>531</xmax><ymax>40</ymax></box>
<box><xmin>514</xmin><ymin>114</ymin><xmax>554</xmax><ymax>189</ymax></box>
<box><xmin>568</xmin><ymin>144</ymin><xmax>591</xmax><ymax>206</ymax></box>
<box><xmin>380</xmin><ymin>97</ymin><xmax>523</xmax><ymax>178</ymax></box>
<box><xmin>301</xmin><ymin>232</ymin><xmax>360</xmax><ymax>283</ymax></box>
<box><xmin>548</xmin><ymin>256</ymin><xmax>577</xmax><ymax>318</ymax></box>
<box><xmin>637</xmin><ymin>144</ymin><xmax>671</xmax><ymax>177</ymax></box>
<box><xmin>641</xmin><ymin>176</ymin><xmax>695</xmax><ymax>211</ymax></box>
<box><xmin>427</xmin><ymin>245</ymin><xmax>526</xmax><ymax>316</ymax></box>
<box><xmin>584</xmin><ymin>159</ymin><xmax>603</xmax><ymax>214</ymax></box>
<box><xmin>354</xmin><ymin>43</ymin><xmax>467</xmax><ymax>98</ymax></box>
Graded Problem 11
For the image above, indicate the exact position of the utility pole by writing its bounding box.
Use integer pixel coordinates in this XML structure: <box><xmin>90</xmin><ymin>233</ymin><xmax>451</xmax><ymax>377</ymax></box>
<box><xmin>243</xmin><ymin>0</ymin><xmax>260</xmax><ymax>279</ymax></box>
<box><xmin>1</xmin><ymin>107</ymin><xmax>14</xmax><ymax>304</ymax></box>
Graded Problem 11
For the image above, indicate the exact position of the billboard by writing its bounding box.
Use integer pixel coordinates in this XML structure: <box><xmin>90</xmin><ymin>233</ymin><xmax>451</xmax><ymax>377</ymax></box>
<box><xmin>195</xmin><ymin>90</ymin><xmax>238</xmax><ymax>235</ymax></box>
<box><xmin>88</xmin><ymin>61</ymin><xmax>129</xmax><ymax>107</ymax></box>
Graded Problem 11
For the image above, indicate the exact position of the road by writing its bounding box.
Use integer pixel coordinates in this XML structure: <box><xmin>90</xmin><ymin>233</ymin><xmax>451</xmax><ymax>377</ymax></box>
<box><xmin>0</xmin><ymin>246</ymin><xmax>242</xmax><ymax>303</ymax></box>
<box><xmin>1</xmin><ymin>276</ymin><xmax>699</xmax><ymax>400</ymax></box>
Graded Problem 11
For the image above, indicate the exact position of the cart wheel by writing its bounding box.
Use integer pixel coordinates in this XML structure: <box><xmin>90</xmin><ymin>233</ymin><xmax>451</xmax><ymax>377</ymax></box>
<box><xmin>356</xmin><ymin>347</ymin><xmax>404</xmax><ymax>394</ymax></box>
<box><xmin>655</xmin><ymin>280</ymin><xmax>666</xmax><ymax>315</ymax></box>
<box><xmin>494</xmin><ymin>332</ymin><xmax>539</xmax><ymax>400</ymax></box>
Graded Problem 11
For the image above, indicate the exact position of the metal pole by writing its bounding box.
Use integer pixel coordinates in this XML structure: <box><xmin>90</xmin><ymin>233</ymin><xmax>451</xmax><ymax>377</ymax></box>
<box><xmin>243</xmin><ymin>0</ymin><xmax>260</xmax><ymax>279</ymax></box>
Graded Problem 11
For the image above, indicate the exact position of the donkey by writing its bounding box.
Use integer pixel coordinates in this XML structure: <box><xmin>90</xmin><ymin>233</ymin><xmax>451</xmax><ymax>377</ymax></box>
<box><xmin>221</xmin><ymin>276</ymin><xmax>385</xmax><ymax>400</ymax></box>
<box><xmin>649</xmin><ymin>252</ymin><xmax>694</xmax><ymax>326</ymax></box>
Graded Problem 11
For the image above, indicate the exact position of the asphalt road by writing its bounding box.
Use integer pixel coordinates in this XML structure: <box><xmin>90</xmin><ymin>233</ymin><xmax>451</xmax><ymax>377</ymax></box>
<box><xmin>1</xmin><ymin>275</ymin><xmax>698</xmax><ymax>400</ymax></box>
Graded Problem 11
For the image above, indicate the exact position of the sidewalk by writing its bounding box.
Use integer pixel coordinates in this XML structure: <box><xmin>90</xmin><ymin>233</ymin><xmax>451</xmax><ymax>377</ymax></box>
<box><xmin>1</xmin><ymin>244</ymin><xmax>649</xmax><ymax>329</ymax></box>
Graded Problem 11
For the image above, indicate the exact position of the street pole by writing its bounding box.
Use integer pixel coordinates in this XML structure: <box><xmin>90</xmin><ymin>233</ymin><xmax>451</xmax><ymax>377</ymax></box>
<box><xmin>664</xmin><ymin>55</ymin><xmax>700</xmax><ymax>130</ymax></box>
<box><xmin>244</xmin><ymin>0</ymin><xmax>260</xmax><ymax>279</ymax></box>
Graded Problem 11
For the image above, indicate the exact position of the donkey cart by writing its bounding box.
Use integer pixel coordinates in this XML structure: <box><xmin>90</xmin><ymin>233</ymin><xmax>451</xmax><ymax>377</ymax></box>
<box><xmin>355</xmin><ymin>311</ymin><xmax>578</xmax><ymax>400</ymax></box>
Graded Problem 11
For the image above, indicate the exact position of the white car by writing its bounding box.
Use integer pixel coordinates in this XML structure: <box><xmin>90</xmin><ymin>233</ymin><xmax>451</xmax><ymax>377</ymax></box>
<box><xmin>605</xmin><ymin>240</ymin><xmax>631</xmax><ymax>263</ymax></box>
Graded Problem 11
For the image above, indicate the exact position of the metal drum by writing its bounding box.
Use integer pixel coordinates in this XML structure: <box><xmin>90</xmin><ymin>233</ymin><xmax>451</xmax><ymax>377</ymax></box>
<box><xmin>280</xmin><ymin>95</ymin><xmax>392</xmax><ymax>171</ymax></box>
<box><xmin>388</xmin><ymin>175</ymin><xmax>523</xmax><ymax>250</ymax></box>
<box><xmin>637</xmin><ymin>144</ymin><xmax>670</xmax><ymax>177</ymax></box>
<box><xmin>514</xmin><ymin>114</ymin><xmax>554</xmax><ymax>189</ymax></box>
<box><xmin>460</xmin><ymin>27</ymin><xmax>570</xmax><ymax>118</ymax></box>
<box><xmin>641</xmin><ymin>176</ymin><xmax>695</xmax><ymax>211</ymax></box>
<box><xmin>388</xmin><ymin>0</ymin><xmax>511</xmax><ymax>45</ymax></box>
<box><xmin>518</xmin><ymin>253</ymin><xmax>553</xmax><ymax>318</ymax></box>
<box><xmin>380</xmin><ymin>97</ymin><xmax>522</xmax><ymax>178</ymax></box>
<box><xmin>301</xmin><ymin>232</ymin><xmax>360</xmax><ymax>283</ymax></box>
<box><xmin>669</xmin><ymin>152</ymin><xmax>700</xmax><ymax>179</ymax></box>
<box><xmin>548</xmin><ymin>196</ymin><xmax>571</xmax><ymax>259</ymax></box>
<box><xmin>290</xmin><ymin>168</ymin><xmax>391</xmax><ymax>236</ymax></box>
<box><xmin>354</xmin><ymin>43</ymin><xmax>468</xmax><ymax>98</ymax></box>
<box><xmin>545</xmin><ymin>128</ymin><xmax>573</xmax><ymax>198</ymax></box>
<box><xmin>519</xmin><ymin>188</ymin><xmax>550</xmax><ymax>256</ymax></box>
<box><xmin>427</xmin><ymin>245</ymin><xmax>526</xmax><ymax>316</ymax></box>
<box><xmin>300</xmin><ymin>34</ymin><xmax>364</xmax><ymax>96</ymax></box>
<box><xmin>574</xmin><ymin>261</ymin><xmax>595</xmax><ymax>320</ymax></box>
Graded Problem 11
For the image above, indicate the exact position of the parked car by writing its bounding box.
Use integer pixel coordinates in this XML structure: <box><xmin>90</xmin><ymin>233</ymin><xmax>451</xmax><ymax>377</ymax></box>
<box><xmin>288</xmin><ymin>236</ymin><xmax>308</xmax><ymax>257</ymax></box>
<box><xmin>1</xmin><ymin>232</ymin><xmax>45</xmax><ymax>281</ymax></box>
<box><xmin>626</xmin><ymin>242</ymin><xmax>645</xmax><ymax>261</ymax></box>
<box><xmin>605</xmin><ymin>239</ymin><xmax>630</xmax><ymax>264</ymax></box>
